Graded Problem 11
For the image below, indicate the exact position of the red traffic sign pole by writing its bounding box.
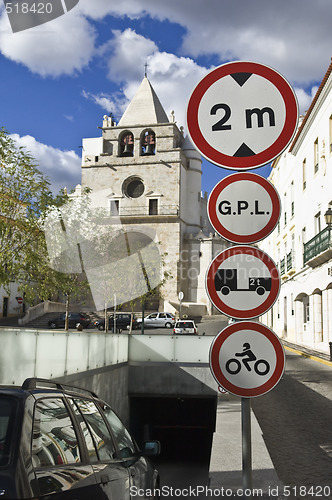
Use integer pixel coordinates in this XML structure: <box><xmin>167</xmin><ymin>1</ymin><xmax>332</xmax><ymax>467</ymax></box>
<box><xmin>187</xmin><ymin>60</ymin><xmax>298</xmax><ymax>170</ymax></box>
<box><xmin>207</xmin><ymin>172</ymin><xmax>281</xmax><ymax>244</ymax></box>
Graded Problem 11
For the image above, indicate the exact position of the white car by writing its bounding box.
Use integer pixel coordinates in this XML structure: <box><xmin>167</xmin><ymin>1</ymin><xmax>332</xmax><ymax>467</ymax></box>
<box><xmin>136</xmin><ymin>312</ymin><xmax>175</xmax><ymax>328</ymax></box>
<box><xmin>173</xmin><ymin>320</ymin><xmax>198</xmax><ymax>335</ymax></box>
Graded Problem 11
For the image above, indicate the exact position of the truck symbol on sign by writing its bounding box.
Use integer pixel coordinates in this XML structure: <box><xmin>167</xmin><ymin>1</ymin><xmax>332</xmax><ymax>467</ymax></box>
<box><xmin>215</xmin><ymin>269</ymin><xmax>271</xmax><ymax>296</ymax></box>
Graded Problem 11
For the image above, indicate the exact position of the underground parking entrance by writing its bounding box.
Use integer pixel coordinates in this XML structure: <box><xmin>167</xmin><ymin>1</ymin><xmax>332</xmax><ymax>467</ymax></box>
<box><xmin>129</xmin><ymin>395</ymin><xmax>217</xmax><ymax>463</ymax></box>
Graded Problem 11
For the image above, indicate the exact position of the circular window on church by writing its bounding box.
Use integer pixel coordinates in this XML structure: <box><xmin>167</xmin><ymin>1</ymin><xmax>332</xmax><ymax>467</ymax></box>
<box><xmin>123</xmin><ymin>177</ymin><xmax>145</xmax><ymax>198</ymax></box>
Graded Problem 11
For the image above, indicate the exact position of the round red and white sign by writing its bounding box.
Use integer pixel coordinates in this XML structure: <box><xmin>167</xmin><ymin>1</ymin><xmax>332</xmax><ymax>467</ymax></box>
<box><xmin>209</xmin><ymin>321</ymin><xmax>285</xmax><ymax>397</ymax></box>
<box><xmin>187</xmin><ymin>61</ymin><xmax>298</xmax><ymax>170</ymax></box>
<box><xmin>207</xmin><ymin>172</ymin><xmax>281</xmax><ymax>244</ymax></box>
<box><xmin>205</xmin><ymin>246</ymin><xmax>280</xmax><ymax>319</ymax></box>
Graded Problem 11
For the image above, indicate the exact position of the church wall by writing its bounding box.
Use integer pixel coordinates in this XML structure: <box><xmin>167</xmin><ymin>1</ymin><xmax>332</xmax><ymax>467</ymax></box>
<box><xmin>179</xmin><ymin>154</ymin><xmax>202</xmax><ymax>231</ymax></box>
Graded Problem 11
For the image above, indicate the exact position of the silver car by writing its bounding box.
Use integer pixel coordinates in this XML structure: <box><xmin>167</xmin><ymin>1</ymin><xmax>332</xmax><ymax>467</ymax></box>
<box><xmin>137</xmin><ymin>312</ymin><xmax>175</xmax><ymax>328</ymax></box>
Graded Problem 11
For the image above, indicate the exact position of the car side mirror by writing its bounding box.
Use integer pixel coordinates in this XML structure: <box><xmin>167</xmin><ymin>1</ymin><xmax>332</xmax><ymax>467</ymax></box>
<box><xmin>141</xmin><ymin>440</ymin><xmax>161</xmax><ymax>457</ymax></box>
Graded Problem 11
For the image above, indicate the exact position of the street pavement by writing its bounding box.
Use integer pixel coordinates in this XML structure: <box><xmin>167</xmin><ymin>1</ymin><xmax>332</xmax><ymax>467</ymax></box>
<box><xmin>251</xmin><ymin>349</ymin><xmax>332</xmax><ymax>500</ymax></box>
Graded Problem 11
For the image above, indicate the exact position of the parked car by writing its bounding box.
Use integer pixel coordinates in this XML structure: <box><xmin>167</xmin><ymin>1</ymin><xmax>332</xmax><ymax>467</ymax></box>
<box><xmin>173</xmin><ymin>320</ymin><xmax>198</xmax><ymax>335</ymax></box>
<box><xmin>94</xmin><ymin>313</ymin><xmax>139</xmax><ymax>332</ymax></box>
<box><xmin>0</xmin><ymin>378</ymin><xmax>160</xmax><ymax>499</ymax></box>
<box><xmin>48</xmin><ymin>312</ymin><xmax>90</xmax><ymax>329</ymax></box>
<box><xmin>136</xmin><ymin>312</ymin><xmax>175</xmax><ymax>328</ymax></box>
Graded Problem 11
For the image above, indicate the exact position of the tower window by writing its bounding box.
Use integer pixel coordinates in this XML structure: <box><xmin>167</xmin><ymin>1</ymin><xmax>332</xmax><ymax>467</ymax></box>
<box><xmin>123</xmin><ymin>177</ymin><xmax>145</xmax><ymax>198</ymax></box>
<box><xmin>110</xmin><ymin>200</ymin><xmax>119</xmax><ymax>216</ymax></box>
<box><xmin>141</xmin><ymin>130</ymin><xmax>155</xmax><ymax>155</ymax></box>
<box><xmin>149</xmin><ymin>199</ymin><xmax>158</xmax><ymax>215</ymax></box>
<box><xmin>119</xmin><ymin>132</ymin><xmax>134</xmax><ymax>157</ymax></box>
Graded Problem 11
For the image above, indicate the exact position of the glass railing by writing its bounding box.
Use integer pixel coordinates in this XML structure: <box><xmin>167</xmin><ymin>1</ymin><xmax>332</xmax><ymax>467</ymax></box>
<box><xmin>0</xmin><ymin>329</ymin><xmax>128</xmax><ymax>385</ymax></box>
<box><xmin>0</xmin><ymin>329</ymin><xmax>212</xmax><ymax>385</ymax></box>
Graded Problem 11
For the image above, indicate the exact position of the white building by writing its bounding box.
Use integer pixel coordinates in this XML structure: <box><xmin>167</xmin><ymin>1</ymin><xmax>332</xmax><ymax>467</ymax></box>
<box><xmin>79</xmin><ymin>76</ymin><xmax>228</xmax><ymax>316</ymax></box>
<box><xmin>261</xmin><ymin>60</ymin><xmax>332</xmax><ymax>353</ymax></box>
<box><xmin>0</xmin><ymin>283</ymin><xmax>24</xmax><ymax>319</ymax></box>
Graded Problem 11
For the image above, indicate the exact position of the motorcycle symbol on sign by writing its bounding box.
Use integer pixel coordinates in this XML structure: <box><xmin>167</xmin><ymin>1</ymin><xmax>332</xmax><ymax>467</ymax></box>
<box><xmin>226</xmin><ymin>343</ymin><xmax>270</xmax><ymax>375</ymax></box>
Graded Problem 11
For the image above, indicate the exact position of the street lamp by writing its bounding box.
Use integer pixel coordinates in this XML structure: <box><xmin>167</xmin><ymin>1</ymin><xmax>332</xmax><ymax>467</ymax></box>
<box><xmin>324</xmin><ymin>208</ymin><xmax>332</xmax><ymax>229</ymax></box>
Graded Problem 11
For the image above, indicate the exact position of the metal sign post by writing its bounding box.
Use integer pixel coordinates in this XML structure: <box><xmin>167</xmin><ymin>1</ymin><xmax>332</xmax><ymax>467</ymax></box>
<box><xmin>242</xmin><ymin>398</ymin><xmax>253</xmax><ymax>493</ymax></box>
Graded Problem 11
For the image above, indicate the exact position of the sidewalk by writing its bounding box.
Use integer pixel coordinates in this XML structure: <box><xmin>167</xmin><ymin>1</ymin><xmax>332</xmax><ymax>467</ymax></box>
<box><xmin>209</xmin><ymin>394</ymin><xmax>284</xmax><ymax>496</ymax></box>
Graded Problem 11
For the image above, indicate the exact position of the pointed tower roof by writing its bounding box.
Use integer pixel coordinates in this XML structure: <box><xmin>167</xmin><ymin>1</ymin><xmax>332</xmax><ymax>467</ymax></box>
<box><xmin>118</xmin><ymin>77</ymin><xmax>169</xmax><ymax>127</ymax></box>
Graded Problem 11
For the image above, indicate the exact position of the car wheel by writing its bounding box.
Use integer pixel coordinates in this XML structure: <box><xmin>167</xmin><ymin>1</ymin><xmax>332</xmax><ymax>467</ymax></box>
<box><xmin>98</xmin><ymin>324</ymin><xmax>104</xmax><ymax>331</ymax></box>
<box><xmin>49</xmin><ymin>322</ymin><xmax>57</xmax><ymax>329</ymax></box>
<box><xmin>164</xmin><ymin>322</ymin><xmax>172</xmax><ymax>328</ymax></box>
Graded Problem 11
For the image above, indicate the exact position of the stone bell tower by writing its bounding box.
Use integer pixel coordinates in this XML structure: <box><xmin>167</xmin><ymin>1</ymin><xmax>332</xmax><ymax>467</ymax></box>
<box><xmin>80</xmin><ymin>77</ymin><xmax>225</xmax><ymax>314</ymax></box>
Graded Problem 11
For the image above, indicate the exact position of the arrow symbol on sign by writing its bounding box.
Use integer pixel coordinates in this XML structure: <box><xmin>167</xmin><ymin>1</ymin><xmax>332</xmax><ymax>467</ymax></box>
<box><xmin>233</xmin><ymin>143</ymin><xmax>256</xmax><ymax>157</ymax></box>
<box><xmin>231</xmin><ymin>72</ymin><xmax>252</xmax><ymax>87</ymax></box>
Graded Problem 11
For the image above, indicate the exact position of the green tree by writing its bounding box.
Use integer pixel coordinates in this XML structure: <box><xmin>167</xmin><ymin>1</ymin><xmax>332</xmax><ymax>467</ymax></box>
<box><xmin>0</xmin><ymin>128</ymin><xmax>87</xmax><ymax>320</ymax></box>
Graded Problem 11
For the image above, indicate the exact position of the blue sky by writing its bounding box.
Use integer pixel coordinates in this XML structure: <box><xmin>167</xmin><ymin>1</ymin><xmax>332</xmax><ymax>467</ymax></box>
<box><xmin>0</xmin><ymin>0</ymin><xmax>331</xmax><ymax>195</ymax></box>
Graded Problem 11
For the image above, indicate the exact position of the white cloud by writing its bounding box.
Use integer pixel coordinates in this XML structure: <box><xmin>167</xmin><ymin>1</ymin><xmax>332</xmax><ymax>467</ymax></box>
<box><xmin>295</xmin><ymin>86</ymin><xmax>319</xmax><ymax>115</ymax></box>
<box><xmin>80</xmin><ymin>0</ymin><xmax>332</xmax><ymax>85</ymax></box>
<box><xmin>104</xmin><ymin>29</ymin><xmax>208</xmax><ymax>128</ymax></box>
<box><xmin>106</xmin><ymin>29</ymin><xmax>158</xmax><ymax>83</ymax></box>
<box><xmin>81</xmin><ymin>90</ymin><xmax>114</xmax><ymax>113</ymax></box>
<box><xmin>11</xmin><ymin>134</ymin><xmax>81</xmax><ymax>194</ymax></box>
<box><xmin>0</xmin><ymin>6</ymin><xmax>96</xmax><ymax>77</ymax></box>
<box><xmin>1</xmin><ymin>0</ymin><xmax>331</xmax><ymax>86</ymax></box>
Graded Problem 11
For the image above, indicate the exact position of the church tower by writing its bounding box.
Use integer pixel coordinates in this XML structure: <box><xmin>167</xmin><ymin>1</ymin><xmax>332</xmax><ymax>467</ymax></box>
<box><xmin>80</xmin><ymin>77</ymin><xmax>225</xmax><ymax>314</ymax></box>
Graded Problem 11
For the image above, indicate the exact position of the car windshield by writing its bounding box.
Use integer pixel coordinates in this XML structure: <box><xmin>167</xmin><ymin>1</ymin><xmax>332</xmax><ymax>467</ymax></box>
<box><xmin>0</xmin><ymin>396</ymin><xmax>17</xmax><ymax>467</ymax></box>
<box><xmin>176</xmin><ymin>322</ymin><xmax>193</xmax><ymax>328</ymax></box>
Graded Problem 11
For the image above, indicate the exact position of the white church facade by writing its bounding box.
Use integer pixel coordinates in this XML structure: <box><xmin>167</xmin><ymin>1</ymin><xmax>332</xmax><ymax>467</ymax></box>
<box><xmin>79</xmin><ymin>76</ymin><xmax>228</xmax><ymax>316</ymax></box>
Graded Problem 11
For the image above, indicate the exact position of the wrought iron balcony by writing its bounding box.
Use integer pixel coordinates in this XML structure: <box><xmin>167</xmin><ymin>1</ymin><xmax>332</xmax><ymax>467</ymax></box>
<box><xmin>303</xmin><ymin>226</ymin><xmax>332</xmax><ymax>267</ymax></box>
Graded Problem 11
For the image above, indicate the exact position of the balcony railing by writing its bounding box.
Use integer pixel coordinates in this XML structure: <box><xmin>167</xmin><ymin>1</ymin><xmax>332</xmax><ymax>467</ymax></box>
<box><xmin>303</xmin><ymin>226</ymin><xmax>331</xmax><ymax>265</ymax></box>
<box><xmin>115</xmin><ymin>205</ymin><xmax>179</xmax><ymax>217</ymax></box>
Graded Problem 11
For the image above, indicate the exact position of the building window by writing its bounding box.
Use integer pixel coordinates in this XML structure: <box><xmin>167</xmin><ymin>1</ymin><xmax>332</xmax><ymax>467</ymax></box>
<box><xmin>291</xmin><ymin>233</ymin><xmax>295</xmax><ymax>266</ymax></box>
<box><xmin>329</xmin><ymin>115</ymin><xmax>332</xmax><ymax>153</ymax></box>
<box><xmin>315</xmin><ymin>211</ymin><xmax>321</xmax><ymax>234</ymax></box>
<box><xmin>302</xmin><ymin>159</ymin><xmax>306</xmax><ymax>190</ymax></box>
<box><xmin>119</xmin><ymin>131</ymin><xmax>134</xmax><ymax>157</ymax></box>
<box><xmin>149</xmin><ymin>199</ymin><xmax>158</xmax><ymax>215</ymax></box>
<box><xmin>303</xmin><ymin>295</ymin><xmax>310</xmax><ymax>323</ymax></box>
<box><xmin>314</xmin><ymin>138</ymin><xmax>319</xmax><ymax>173</ymax></box>
<box><xmin>290</xmin><ymin>181</ymin><xmax>294</xmax><ymax>217</ymax></box>
<box><xmin>110</xmin><ymin>200</ymin><xmax>119</xmax><ymax>216</ymax></box>
<box><xmin>141</xmin><ymin>130</ymin><xmax>156</xmax><ymax>155</ymax></box>
<box><xmin>284</xmin><ymin>192</ymin><xmax>287</xmax><ymax>226</ymax></box>
<box><xmin>123</xmin><ymin>177</ymin><xmax>145</xmax><ymax>198</ymax></box>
